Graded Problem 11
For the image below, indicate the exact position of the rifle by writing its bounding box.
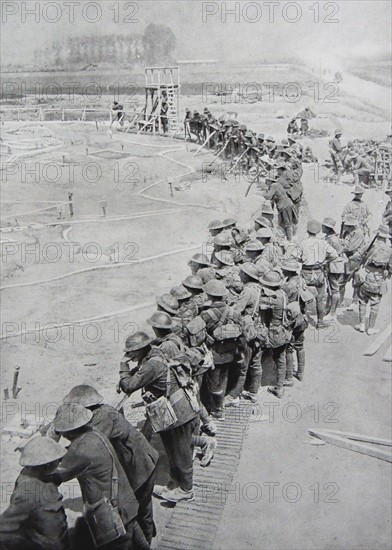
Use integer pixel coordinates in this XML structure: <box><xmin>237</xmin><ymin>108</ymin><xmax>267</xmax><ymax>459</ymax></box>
<box><xmin>346</xmin><ymin>231</ymin><xmax>379</xmax><ymax>283</ymax></box>
<box><xmin>227</xmin><ymin>146</ymin><xmax>250</xmax><ymax>174</ymax></box>
<box><xmin>208</xmin><ymin>139</ymin><xmax>230</xmax><ymax>167</ymax></box>
<box><xmin>194</xmin><ymin>130</ymin><xmax>217</xmax><ymax>156</ymax></box>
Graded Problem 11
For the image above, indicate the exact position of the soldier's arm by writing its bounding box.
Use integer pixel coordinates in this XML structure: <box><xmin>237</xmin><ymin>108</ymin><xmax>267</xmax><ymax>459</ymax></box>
<box><xmin>119</xmin><ymin>359</ymin><xmax>163</xmax><ymax>395</ymax></box>
<box><xmin>264</xmin><ymin>184</ymin><xmax>276</xmax><ymax>202</ymax></box>
<box><xmin>53</xmin><ymin>448</ymin><xmax>90</xmax><ymax>484</ymax></box>
<box><xmin>343</xmin><ymin>233</ymin><xmax>364</xmax><ymax>254</ymax></box>
<box><xmin>325</xmin><ymin>242</ymin><xmax>339</xmax><ymax>263</ymax></box>
<box><xmin>233</xmin><ymin>288</ymin><xmax>252</xmax><ymax>315</ymax></box>
<box><xmin>341</xmin><ymin>203</ymin><xmax>351</xmax><ymax>219</ymax></box>
<box><xmin>0</xmin><ymin>487</ymin><xmax>35</xmax><ymax>534</ymax></box>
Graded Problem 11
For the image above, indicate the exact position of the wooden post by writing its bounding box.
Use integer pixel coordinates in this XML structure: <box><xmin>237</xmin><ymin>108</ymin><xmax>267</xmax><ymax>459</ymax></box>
<box><xmin>68</xmin><ymin>192</ymin><xmax>74</xmax><ymax>217</ymax></box>
<box><xmin>62</xmin><ymin>108</ymin><xmax>65</xmax><ymax>121</ymax></box>
<box><xmin>99</xmin><ymin>199</ymin><xmax>107</xmax><ymax>217</ymax></box>
<box><xmin>12</xmin><ymin>367</ymin><xmax>20</xmax><ymax>399</ymax></box>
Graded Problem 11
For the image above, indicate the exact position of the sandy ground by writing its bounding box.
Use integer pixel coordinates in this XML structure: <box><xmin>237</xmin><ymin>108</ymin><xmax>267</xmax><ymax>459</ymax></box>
<box><xmin>1</xmin><ymin>67</ymin><xmax>391</xmax><ymax>549</ymax></box>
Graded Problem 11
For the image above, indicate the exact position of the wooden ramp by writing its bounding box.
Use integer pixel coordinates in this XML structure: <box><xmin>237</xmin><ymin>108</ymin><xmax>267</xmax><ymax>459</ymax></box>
<box><xmin>157</xmin><ymin>403</ymin><xmax>253</xmax><ymax>550</ymax></box>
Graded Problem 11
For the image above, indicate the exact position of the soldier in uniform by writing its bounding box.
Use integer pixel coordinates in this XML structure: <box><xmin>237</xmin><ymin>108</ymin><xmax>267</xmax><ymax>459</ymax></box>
<box><xmin>199</xmin><ymin>280</ymin><xmax>234</xmax><ymax>419</ymax></box>
<box><xmin>281</xmin><ymin>259</ymin><xmax>310</xmax><ymax>383</ymax></box>
<box><xmin>300</xmin><ymin>220</ymin><xmax>338</xmax><ymax>328</ymax></box>
<box><xmin>355</xmin><ymin>225</ymin><xmax>392</xmax><ymax>334</ymax></box>
<box><xmin>287</xmin><ymin>118</ymin><xmax>299</xmax><ymax>135</ymax></box>
<box><xmin>170</xmin><ymin>285</ymin><xmax>198</xmax><ymax>324</ymax></box>
<box><xmin>341</xmin><ymin>215</ymin><xmax>367</xmax><ymax>311</ymax></box>
<box><xmin>184</xmin><ymin>108</ymin><xmax>192</xmax><ymax>140</ymax></box>
<box><xmin>209</xmin><ymin>324</ymin><xmax>243</xmax><ymax>415</ymax></box>
<box><xmin>256</xmin><ymin>227</ymin><xmax>281</xmax><ymax>268</ymax></box>
<box><xmin>264</xmin><ymin>173</ymin><xmax>294</xmax><ymax>241</ymax></box>
<box><xmin>112</xmin><ymin>101</ymin><xmax>125</xmax><ymax>127</ymax></box>
<box><xmin>382</xmin><ymin>185</ymin><xmax>392</xmax><ymax>243</ymax></box>
<box><xmin>351</xmin><ymin>150</ymin><xmax>372</xmax><ymax>186</ymax></box>
<box><xmin>244</xmin><ymin>240</ymin><xmax>271</xmax><ymax>275</ymax></box>
<box><xmin>0</xmin><ymin>438</ymin><xmax>70</xmax><ymax>550</ymax></box>
<box><xmin>230</xmin><ymin>262</ymin><xmax>263</xmax><ymax>404</ymax></box>
<box><xmin>52</xmin><ymin>403</ymin><xmax>148</xmax><ymax>549</ymax></box>
<box><xmin>330</xmin><ymin>129</ymin><xmax>344</xmax><ymax>173</ymax></box>
<box><xmin>118</xmin><ymin>332</ymin><xmax>199</xmax><ymax>504</ymax></box>
<box><xmin>259</xmin><ymin>271</ymin><xmax>293</xmax><ymax>399</ymax></box>
<box><xmin>156</xmin><ymin>293</ymin><xmax>180</xmax><ymax>318</ymax></box>
<box><xmin>211</xmin><ymin>232</ymin><xmax>234</xmax><ymax>264</ymax></box>
<box><xmin>321</xmin><ymin>217</ymin><xmax>347</xmax><ymax>320</ymax></box>
<box><xmin>182</xmin><ymin>274</ymin><xmax>207</xmax><ymax>309</ymax></box>
<box><xmin>342</xmin><ymin>185</ymin><xmax>371</xmax><ymax>237</ymax></box>
<box><xmin>62</xmin><ymin>385</ymin><xmax>159</xmax><ymax>546</ymax></box>
<box><xmin>187</xmin><ymin>253</ymin><xmax>215</xmax><ymax>284</ymax></box>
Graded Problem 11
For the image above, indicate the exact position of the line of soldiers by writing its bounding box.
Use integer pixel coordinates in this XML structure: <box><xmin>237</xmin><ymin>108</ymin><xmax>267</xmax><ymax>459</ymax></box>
<box><xmin>329</xmin><ymin>129</ymin><xmax>392</xmax><ymax>186</ymax></box>
<box><xmin>184</xmin><ymin>107</ymin><xmax>317</xmax><ymax>173</ymax></box>
<box><xmin>2</xmin><ymin>175</ymin><xmax>391</xmax><ymax>550</ymax></box>
<box><xmin>3</xmin><ymin>190</ymin><xmax>391</xmax><ymax>549</ymax></box>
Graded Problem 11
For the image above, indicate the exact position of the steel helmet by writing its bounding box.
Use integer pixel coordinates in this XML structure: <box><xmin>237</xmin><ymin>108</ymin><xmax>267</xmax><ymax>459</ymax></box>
<box><xmin>214</xmin><ymin>250</ymin><xmax>235</xmax><ymax>266</ymax></box>
<box><xmin>147</xmin><ymin>311</ymin><xmax>173</xmax><ymax>329</ymax></box>
<box><xmin>221</xmin><ymin>217</ymin><xmax>237</xmax><ymax>228</ymax></box>
<box><xmin>322</xmin><ymin>217</ymin><xmax>336</xmax><ymax>230</ymax></box>
<box><xmin>188</xmin><ymin>253</ymin><xmax>211</xmax><ymax>266</ymax></box>
<box><xmin>20</xmin><ymin>437</ymin><xmax>67</xmax><ymax>467</ymax></box>
<box><xmin>203</xmin><ymin>279</ymin><xmax>228</xmax><ymax>297</ymax></box>
<box><xmin>261</xmin><ymin>202</ymin><xmax>274</xmax><ymax>215</ymax></box>
<box><xmin>182</xmin><ymin>275</ymin><xmax>204</xmax><ymax>290</ymax></box>
<box><xmin>63</xmin><ymin>385</ymin><xmax>103</xmax><ymax>407</ymax></box>
<box><xmin>254</xmin><ymin>216</ymin><xmax>271</xmax><ymax>228</ymax></box>
<box><xmin>245</xmin><ymin>240</ymin><xmax>264</xmax><ymax>252</ymax></box>
<box><xmin>259</xmin><ymin>270</ymin><xmax>284</xmax><ymax>288</ymax></box>
<box><xmin>352</xmin><ymin>184</ymin><xmax>365</xmax><ymax>195</ymax></box>
<box><xmin>281</xmin><ymin>258</ymin><xmax>300</xmax><ymax>272</ymax></box>
<box><xmin>170</xmin><ymin>285</ymin><xmax>192</xmax><ymax>300</ymax></box>
<box><xmin>208</xmin><ymin>219</ymin><xmax>225</xmax><ymax>231</ymax></box>
<box><xmin>124</xmin><ymin>331</ymin><xmax>154</xmax><ymax>352</ymax></box>
<box><xmin>213</xmin><ymin>232</ymin><xmax>233</xmax><ymax>247</ymax></box>
<box><xmin>53</xmin><ymin>403</ymin><xmax>92</xmax><ymax>433</ymax></box>
<box><xmin>307</xmin><ymin>220</ymin><xmax>321</xmax><ymax>235</ymax></box>
<box><xmin>156</xmin><ymin>294</ymin><xmax>180</xmax><ymax>314</ymax></box>
<box><xmin>240</xmin><ymin>262</ymin><xmax>260</xmax><ymax>280</ymax></box>
<box><xmin>256</xmin><ymin>227</ymin><xmax>273</xmax><ymax>240</ymax></box>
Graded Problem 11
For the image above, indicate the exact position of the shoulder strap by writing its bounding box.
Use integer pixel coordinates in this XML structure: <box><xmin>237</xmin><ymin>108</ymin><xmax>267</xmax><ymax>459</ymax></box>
<box><xmin>251</xmin><ymin>288</ymin><xmax>261</xmax><ymax>318</ymax></box>
<box><xmin>91</xmin><ymin>429</ymin><xmax>119</xmax><ymax>506</ymax></box>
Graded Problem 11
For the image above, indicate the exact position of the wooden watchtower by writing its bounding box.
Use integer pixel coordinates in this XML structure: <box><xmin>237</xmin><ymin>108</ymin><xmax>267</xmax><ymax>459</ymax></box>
<box><xmin>142</xmin><ymin>66</ymin><xmax>180</xmax><ymax>135</ymax></box>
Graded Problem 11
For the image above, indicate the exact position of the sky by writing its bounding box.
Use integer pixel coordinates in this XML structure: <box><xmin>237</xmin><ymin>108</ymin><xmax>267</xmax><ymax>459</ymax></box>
<box><xmin>1</xmin><ymin>0</ymin><xmax>391</xmax><ymax>66</ymax></box>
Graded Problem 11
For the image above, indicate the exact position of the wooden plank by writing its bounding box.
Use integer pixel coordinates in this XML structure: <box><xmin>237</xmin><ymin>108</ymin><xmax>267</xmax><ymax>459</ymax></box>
<box><xmin>382</xmin><ymin>345</ymin><xmax>392</xmax><ymax>362</ymax></box>
<box><xmin>308</xmin><ymin>430</ymin><xmax>392</xmax><ymax>463</ymax></box>
<box><xmin>310</xmin><ymin>428</ymin><xmax>392</xmax><ymax>447</ymax></box>
<box><xmin>363</xmin><ymin>324</ymin><xmax>391</xmax><ymax>356</ymax></box>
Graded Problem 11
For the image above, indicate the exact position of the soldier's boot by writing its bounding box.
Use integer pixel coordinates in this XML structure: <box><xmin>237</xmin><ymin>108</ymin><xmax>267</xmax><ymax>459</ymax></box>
<box><xmin>268</xmin><ymin>356</ymin><xmax>286</xmax><ymax>397</ymax></box>
<box><xmin>200</xmin><ymin>437</ymin><xmax>217</xmax><ymax>468</ymax></box>
<box><xmin>284</xmin><ymin>352</ymin><xmax>294</xmax><ymax>386</ymax></box>
<box><xmin>346</xmin><ymin>299</ymin><xmax>359</xmax><ymax>311</ymax></box>
<box><xmin>329</xmin><ymin>292</ymin><xmax>340</xmax><ymax>318</ymax></box>
<box><xmin>199</xmin><ymin>404</ymin><xmax>218</xmax><ymax>436</ymax></box>
<box><xmin>210</xmin><ymin>393</ymin><xmax>225</xmax><ymax>421</ymax></box>
<box><xmin>316</xmin><ymin>299</ymin><xmax>328</xmax><ymax>329</ymax></box>
<box><xmin>267</xmin><ymin>386</ymin><xmax>284</xmax><ymax>398</ymax></box>
<box><xmin>355</xmin><ymin>303</ymin><xmax>366</xmax><ymax>332</ymax></box>
<box><xmin>338</xmin><ymin>287</ymin><xmax>346</xmax><ymax>309</ymax></box>
<box><xmin>294</xmin><ymin>349</ymin><xmax>305</xmax><ymax>381</ymax></box>
<box><xmin>367</xmin><ymin>306</ymin><xmax>380</xmax><ymax>335</ymax></box>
